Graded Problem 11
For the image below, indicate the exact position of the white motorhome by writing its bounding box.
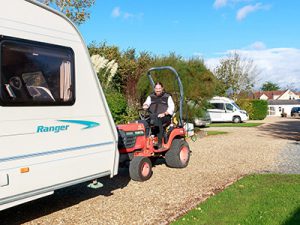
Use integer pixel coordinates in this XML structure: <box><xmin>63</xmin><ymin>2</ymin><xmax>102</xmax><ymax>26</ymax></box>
<box><xmin>208</xmin><ymin>96</ymin><xmax>249</xmax><ymax>123</ymax></box>
<box><xmin>0</xmin><ymin>0</ymin><xmax>119</xmax><ymax>210</ymax></box>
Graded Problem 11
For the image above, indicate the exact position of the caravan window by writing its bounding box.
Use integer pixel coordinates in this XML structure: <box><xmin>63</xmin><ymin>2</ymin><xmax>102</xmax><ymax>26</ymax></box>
<box><xmin>211</xmin><ymin>103</ymin><xmax>225</xmax><ymax>110</ymax></box>
<box><xmin>225</xmin><ymin>103</ymin><xmax>234</xmax><ymax>111</ymax></box>
<box><xmin>0</xmin><ymin>37</ymin><xmax>75</xmax><ymax>106</ymax></box>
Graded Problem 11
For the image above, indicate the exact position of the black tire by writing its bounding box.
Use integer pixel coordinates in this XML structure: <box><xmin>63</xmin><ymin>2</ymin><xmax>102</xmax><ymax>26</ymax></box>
<box><xmin>165</xmin><ymin>139</ymin><xmax>190</xmax><ymax>168</ymax></box>
<box><xmin>233</xmin><ymin>116</ymin><xmax>241</xmax><ymax>123</ymax></box>
<box><xmin>129</xmin><ymin>156</ymin><xmax>153</xmax><ymax>181</ymax></box>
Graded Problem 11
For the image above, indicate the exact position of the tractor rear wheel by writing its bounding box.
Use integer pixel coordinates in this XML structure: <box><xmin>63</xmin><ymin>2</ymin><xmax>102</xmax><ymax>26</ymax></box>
<box><xmin>129</xmin><ymin>156</ymin><xmax>153</xmax><ymax>181</ymax></box>
<box><xmin>165</xmin><ymin>139</ymin><xmax>190</xmax><ymax>168</ymax></box>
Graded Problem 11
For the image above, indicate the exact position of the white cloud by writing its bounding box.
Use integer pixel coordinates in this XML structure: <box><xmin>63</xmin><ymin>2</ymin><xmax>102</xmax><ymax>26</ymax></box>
<box><xmin>111</xmin><ymin>7</ymin><xmax>143</xmax><ymax>20</ymax></box>
<box><xmin>213</xmin><ymin>0</ymin><xmax>228</xmax><ymax>9</ymax></box>
<box><xmin>111</xmin><ymin>7</ymin><xmax>121</xmax><ymax>18</ymax></box>
<box><xmin>214</xmin><ymin>1</ymin><xmax>271</xmax><ymax>21</ymax></box>
<box><xmin>236</xmin><ymin>3</ymin><xmax>270</xmax><ymax>21</ymax></box>
<box><xmin>249</xmin><ymin>41</ymin><xmax>266</xmax><ymax>50</ymax></box>
<box><xmin>124</xmin><ymin>12</ymin><xmax>144</xmax><ymax>20</ymax></box>
<box><xmin>205</xmin><ymin>47</ymin><xmax>300</xmax><ymax>89</ymax></box>
<box><xmin>124</xmin><ymin>12</ymin><xmax>134</xmax><ymax>19</ymax></box>
<box><xmin>213</xmin><ymin>0</ymin><xmax>255</xmax><ymax>9</ymax></box>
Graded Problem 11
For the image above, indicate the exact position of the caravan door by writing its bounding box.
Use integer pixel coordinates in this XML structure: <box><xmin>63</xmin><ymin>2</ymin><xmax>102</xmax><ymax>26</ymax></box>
<box><xmin>223</xmin><ymin>103</ymin><xmax>235</xmax><ymax>121</ymax></box>
<box><xmin>208</xmin><ymin>103</ymin><xmax>226</xmax><ymax>122</ymax></box>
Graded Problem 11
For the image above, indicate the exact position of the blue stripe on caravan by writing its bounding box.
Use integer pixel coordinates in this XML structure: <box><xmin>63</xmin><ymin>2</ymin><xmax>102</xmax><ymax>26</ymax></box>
<box><xmin>57</xmin><ymin>120</ymin><xmax>100</xmax><ymax>129</ymax></box>
<box><xmin>0</xmin><ymin>141</ymin><xmax>114</xmax><ymax>163</ymax></box>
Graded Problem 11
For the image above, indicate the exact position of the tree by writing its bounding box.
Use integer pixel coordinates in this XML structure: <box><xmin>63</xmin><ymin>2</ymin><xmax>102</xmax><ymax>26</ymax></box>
<box><xmin>283</xmin><ymin>83</ymin><xmax>298</xmax><ymax>92</ymax></box>
<box><xmin>137</xmin><ymin>54</ymin><xmax>220</xmax><ymax>118</ymax></box>
<box><xmin>38</xmin><ymin>0</ymin><xmax>95</xmax><ymax>25</ymax></box>
<box><xmin>261</xmin><ymin>81</ymin><xmax>280</xmax><ymax>91</ymax></box>
<box><xmin>118</xmin><ymin>49</ymin><xmax>153</xmax><ymax>107</ymax></box>
<box><xmin>88</xmin><ymin>43</ymin><xmax>221</xmax><ymax>122</ymax></box>
<box><xmin>214</xmin><ymin>52</ymin><xmax>259</xmax><ymax>99</ymax></box>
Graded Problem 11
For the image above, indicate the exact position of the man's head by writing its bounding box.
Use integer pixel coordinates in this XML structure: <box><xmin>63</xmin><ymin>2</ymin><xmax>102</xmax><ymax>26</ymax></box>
<box><xmin>154</xmin><ymin>82</ymin><xmax>164</xmax><ymax>96</ymax></box>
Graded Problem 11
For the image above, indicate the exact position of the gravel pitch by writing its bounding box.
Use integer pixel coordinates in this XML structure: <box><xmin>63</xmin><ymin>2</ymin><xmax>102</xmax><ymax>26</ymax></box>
<box><xmin>273</xmin><ymin>142</ymin><xmax>300</xmax><ymax>174</ymax></box>
<box><xmin>1</xmin><ymin>117</ymin><xmax>298</xmax><ymax>225</ymax></box>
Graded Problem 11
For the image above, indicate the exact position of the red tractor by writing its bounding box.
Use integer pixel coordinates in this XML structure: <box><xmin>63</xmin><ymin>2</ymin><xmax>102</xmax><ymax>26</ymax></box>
<box><xmin>117</xmin><ymin>66</ymin><xmax>191</xmax><ymax>181</ymax></box>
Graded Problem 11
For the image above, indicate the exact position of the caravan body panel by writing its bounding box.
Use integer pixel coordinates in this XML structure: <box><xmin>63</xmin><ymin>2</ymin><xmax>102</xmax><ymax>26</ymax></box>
<box><xmin>0</xmin><ymin>0</ymin><xmax>118</xmax><ymax>210</ymax></box>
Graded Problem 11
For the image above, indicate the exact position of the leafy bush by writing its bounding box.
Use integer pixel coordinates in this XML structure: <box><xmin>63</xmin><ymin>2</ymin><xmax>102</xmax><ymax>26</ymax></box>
<box><xmin>119</xmin><ymin>105</ymin><xmax>139</xmax><ymax>123</ymax></box>
<box><xmin>237</xmin><ymin>99</ymin><xmax>268</xmax><ymax>120</ymax></box>
<box><xmin>137</xmin><ymin>54</ymin><xmax>220</xmax><ymax>121</ymax></box>
<box><xmin>137</xmin><ymin>54</ymin><xmax>219</xmax><ymax>101</ymax></box>
<box><xmin>105</xmin><ymin>91</ymin><xmax>127</xmax><ymax>124</ymax></box>
<box><xmin>252</xmin><ymin>100</ymin><xmax>268</xmax><ymax>120</ymax></box>
<box><xmin>236</xmin><ymin>99</ymin><xmax>254</xmax><ymax>119</ymax></box>
<box><xmin>184</xmin><ymin>99</ymin><xmax>210</xmax><ymax>123</ymax></box>
<box><xmin>105</xmin><ymin>91</ymin><xmax>140</xmax><ymax>124</ymax></box>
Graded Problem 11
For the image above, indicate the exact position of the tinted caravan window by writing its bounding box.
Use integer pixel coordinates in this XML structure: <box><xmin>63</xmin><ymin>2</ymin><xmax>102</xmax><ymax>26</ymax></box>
<box><xmin>211</xmin><ymin>103</ymin><xmax>224</xmax><ymax>110</ymax></box>
<box><xmin>225</xmin><ymin>103</ymin><xmax>234</xmax><ymax>111</ymax></box>
<box><xmin>0</xmin><ymin>38</ymin><xmax>75</xmax><ymax>106</ymax></box>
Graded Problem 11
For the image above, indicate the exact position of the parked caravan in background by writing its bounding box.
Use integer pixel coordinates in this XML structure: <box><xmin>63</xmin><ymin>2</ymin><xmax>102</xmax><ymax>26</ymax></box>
<box><xmin>0</xmin><ymin>0</ymin><xmax>119</xmax><ymax>210</ymax></box>
<box><xmin>208</xmin><ymin>97</ymin><xmax>249</xmax><ymax>123</ymax></box>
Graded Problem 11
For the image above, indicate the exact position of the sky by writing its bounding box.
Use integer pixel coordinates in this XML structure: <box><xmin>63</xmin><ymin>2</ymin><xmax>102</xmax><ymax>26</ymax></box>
<box><xmin>79</xmin><ymin>0</ymin><xmax>300</xmax><ymax>90</ymax></box>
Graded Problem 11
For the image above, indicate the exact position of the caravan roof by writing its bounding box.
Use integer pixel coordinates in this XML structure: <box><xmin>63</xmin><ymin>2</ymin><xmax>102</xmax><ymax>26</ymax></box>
<box><xmin>210</xmin><ymin>96</ymin><xmax>234</xmax><ymax>103</ymax></box>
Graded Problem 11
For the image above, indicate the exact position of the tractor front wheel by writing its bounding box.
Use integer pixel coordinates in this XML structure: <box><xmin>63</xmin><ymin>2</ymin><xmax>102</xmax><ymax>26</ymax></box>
<box><xmin>129</xmin><ymin>156</ymin><xmax>153</xmax><ymax>181</ymax></box>
<box><xmin>165</xmin><ymin>139</ymin><xmax>190</xmax><ymax>168</ymax></box>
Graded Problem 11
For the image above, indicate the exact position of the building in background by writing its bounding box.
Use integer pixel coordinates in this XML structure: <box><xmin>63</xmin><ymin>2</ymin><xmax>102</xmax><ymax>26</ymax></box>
<box><xmin>253</xmin><ymin>89</ymin><xmax>300</xmax><ymax>117</ymax></box>
<box><xmin>253</xmin><ymin>90</ymin><xmax>299</xmax><ymax>101</ymax></box>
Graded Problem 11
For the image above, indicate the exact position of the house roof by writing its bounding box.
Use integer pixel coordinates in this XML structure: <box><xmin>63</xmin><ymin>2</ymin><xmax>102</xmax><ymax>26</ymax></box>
<box><xmin>253</xmin><ymin>90</ymin><xmax>287</xmax><ymax>99</ymax></box>
<box><xmin>268</xmin><ymin>100</ymin><xmax>300</xmax><ymax>105</ymax></box>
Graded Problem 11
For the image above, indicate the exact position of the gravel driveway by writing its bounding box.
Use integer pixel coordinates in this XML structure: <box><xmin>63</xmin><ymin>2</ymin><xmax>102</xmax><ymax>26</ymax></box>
<box><xmin>274</xmin><ymin>142</ymin><xmax>300</xmax><ymax>174</ymax></box>
<box><xmin>1</xmin><ymin>117</ymin><xmax>299</xmax><ymax>225</ymax></box>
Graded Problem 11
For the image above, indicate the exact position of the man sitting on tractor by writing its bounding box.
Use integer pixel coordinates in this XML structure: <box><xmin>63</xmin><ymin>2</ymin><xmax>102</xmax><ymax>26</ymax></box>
<box><xmin>143</xmin><ymin>82</ymin><xmax>175</xmax><ymax>149</ymax></box>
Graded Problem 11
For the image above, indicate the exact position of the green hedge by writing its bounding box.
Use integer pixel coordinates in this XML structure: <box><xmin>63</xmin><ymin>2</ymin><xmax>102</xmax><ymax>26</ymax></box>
<box><xmin>105</xmin><ymin>91</ymin><xmax>127</xmax><ymax>124</ymax></box>
<box><xmin>237</xmin><ymin>99</ymin><xmax>268</xmax><ymax>120</ymax></box>
<box><xmin>252</xmin><ymin>100</ymin><xmax>268</xmax><ymax>120</ymax></box>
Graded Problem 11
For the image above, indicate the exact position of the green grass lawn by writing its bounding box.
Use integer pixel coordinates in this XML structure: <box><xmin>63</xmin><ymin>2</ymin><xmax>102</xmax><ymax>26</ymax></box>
<box><xmin>172</xmin><ymin>174</ymin><xmax>300</xmax><ymax>225</ymax></box>
<box><xmin>209</xmin><ymin>122</ymin><xmax>263</xmax><ymax>127</ymax></box>
<box><xmin>207</xmin><ymin>131</ymin><xmax>228</xmax><ymax>136</ymax></box>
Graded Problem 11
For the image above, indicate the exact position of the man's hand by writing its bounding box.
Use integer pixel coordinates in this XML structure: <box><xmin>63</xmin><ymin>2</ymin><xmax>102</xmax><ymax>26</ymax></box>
<box><xmin>158</xmin><ymin>113</ymin><xmax>165</xmax><ymax>118</ymax></box>
<box><xmin>143</xmin><ymin>104</ymin><xmax>149</xmax><ymax>110</ymax></box>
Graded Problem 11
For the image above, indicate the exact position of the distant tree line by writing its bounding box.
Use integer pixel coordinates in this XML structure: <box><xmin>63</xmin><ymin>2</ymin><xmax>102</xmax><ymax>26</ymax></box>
<box><xmin>261</xmin><ymin>81</ymin><xmax>280</xmax><ymax>91</ymax></box>
<box><xmin>88</xmin><ymin>43</ymin><xmax>223</xmax><ymax>123</ymax></box>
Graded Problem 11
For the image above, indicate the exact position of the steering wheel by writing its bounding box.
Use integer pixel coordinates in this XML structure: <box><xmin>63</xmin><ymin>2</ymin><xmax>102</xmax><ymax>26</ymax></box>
<box><xmin>138</xmin><ymin>108</ymin><xmax>151</xmax><ymax>121</ymax></box>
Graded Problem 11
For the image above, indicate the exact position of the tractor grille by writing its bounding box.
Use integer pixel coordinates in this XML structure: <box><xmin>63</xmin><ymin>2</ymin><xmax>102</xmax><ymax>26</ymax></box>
<box><xmin>118</xmin><ymin>129</ymin><xmax>137</xmax><ymax>149</ymax></box>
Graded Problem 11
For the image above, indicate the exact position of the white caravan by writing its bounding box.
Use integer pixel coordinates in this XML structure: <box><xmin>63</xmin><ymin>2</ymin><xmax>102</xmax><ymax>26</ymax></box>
<box><xmin>0</xmin><ymin>0</ymin><xmax>119</xmax><ymax>210</ymax></box>
<box><xmin>208</xmin><ymin>96</ymin><xmax>249</xmax><ymax>123</ymax></box>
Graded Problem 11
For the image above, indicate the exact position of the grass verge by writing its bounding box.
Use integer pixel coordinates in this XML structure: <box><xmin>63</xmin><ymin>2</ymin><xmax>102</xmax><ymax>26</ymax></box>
<box><xmin>207</xmin><ymin>131</ymin><xmax>228</xmax><ymax>136</ymax></box>
<box><xmin>209</xmin><ymin>122</ymin><xmax>263</xmax><ymax>127</ymax></box>
<box><xmin>172</xmin><ymin>174</ymin><xmax>300</xmax><ymax>225</ymax></box>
